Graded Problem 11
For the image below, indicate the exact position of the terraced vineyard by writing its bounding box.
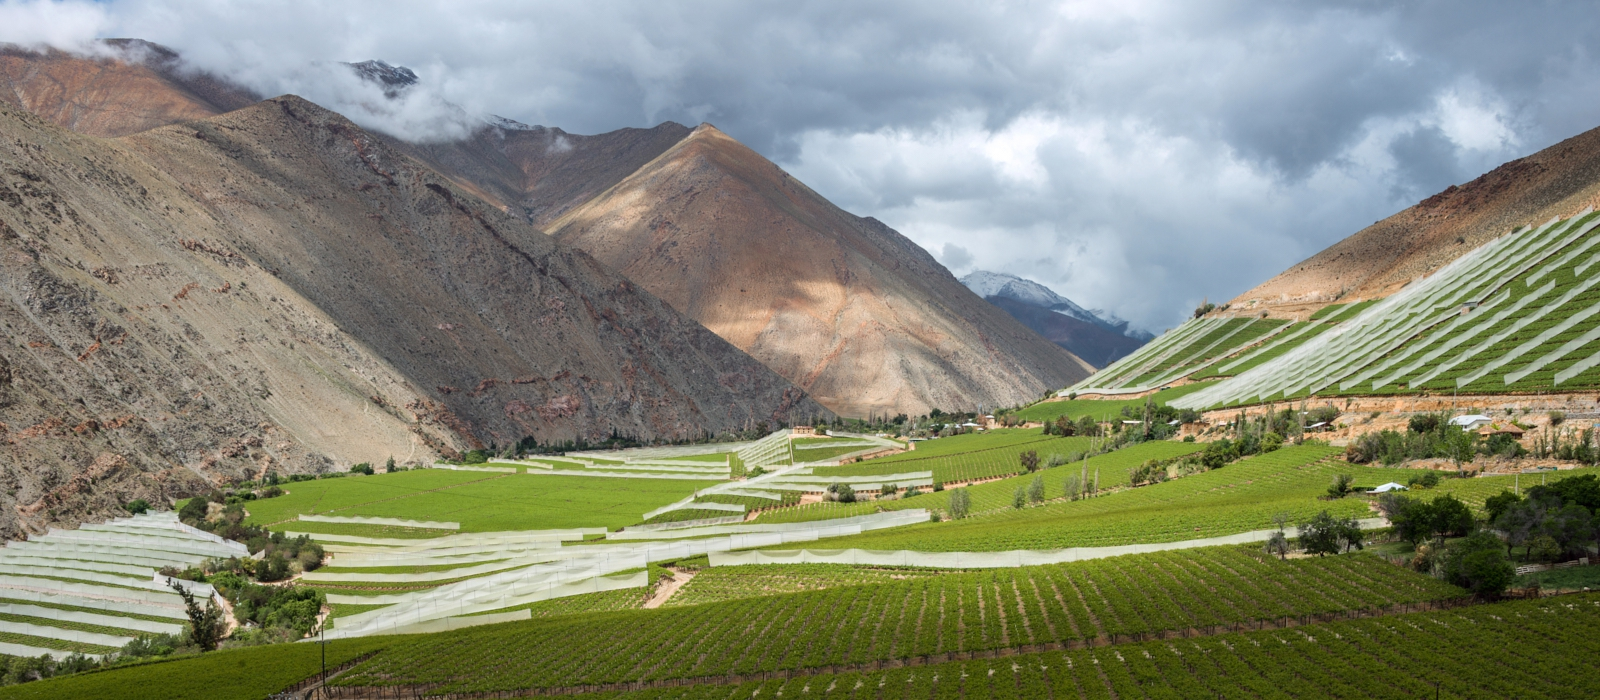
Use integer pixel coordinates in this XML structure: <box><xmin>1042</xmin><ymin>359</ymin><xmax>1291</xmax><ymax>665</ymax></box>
<box><xmin>346</xmin><ymin>595</ymin><xmax>1591</xmax><ymax>699</ymax></box>
<box><xmin>1174</xmin><ymin>210</ymin><xmax>1600</xmax><ymax>409</ymax></box>
<box><xmin>325</xmin><ymin>546</ymin><xmax>1463</xmax><ymax>694</ymax></box>
<box><xmin>754</xmin><ymin>440</ymin><xmax>1205</xmax><ymax>524</ymax></box>
<box><xmin>774</xmin><ymin>446</ymin><xmax>1385</xmax><ymax>551</ymax></box>
<box><xmin>663</xmin><ymin>564</ymin><xmax>943</xmax><ymax>607</ymax></box>
<box><xmin>810</xmin><ymin>430</ymin><xmax>1092</xmax><ymax>483</ymax></box>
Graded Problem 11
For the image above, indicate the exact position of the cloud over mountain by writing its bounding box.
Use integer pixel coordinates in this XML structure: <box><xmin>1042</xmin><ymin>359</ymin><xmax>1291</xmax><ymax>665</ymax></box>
<box><xmin>2</xmin><ymin>0</ymin><xmax>1597</xmax><ymax>332</ymax></box>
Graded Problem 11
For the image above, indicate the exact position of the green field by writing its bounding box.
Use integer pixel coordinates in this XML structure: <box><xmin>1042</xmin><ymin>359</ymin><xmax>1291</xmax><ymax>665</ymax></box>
<box><xmin>0</xmin><ymin>637</ymin><xmax>392</xmax><ymax>700</ymax></box>
<box><xmin>770</xmin><ymin>445</ymin><xmax>1390</xmax><ymax>551</ymax></box>
<box><xmin>809</xmin><ymin>430</ymin><xmax>1091</xmax><ymax>483</ymax></box>
<box><xmin>1014</xmin><ymin>383</ymin><xmax>1212</xmax><ymax>423</ymax></box>
<box><xmin>245</xmin><ymin>469</ymin><xmax>720</xmax><ymax>532</ymax></box>
<box><xmin>362</xmin><ymin>595</ymin><xmax>1590</xmax><ymax>699</ymax></box>
<box><xmin>319</xmin><ymin>546</ymin><xmax>1459</xmax><ymax>694</ymax></box>
<box><xmin>755</xmin><ymin>440</ymin><xmax>1205</xmax><ymax>524</ymax></box>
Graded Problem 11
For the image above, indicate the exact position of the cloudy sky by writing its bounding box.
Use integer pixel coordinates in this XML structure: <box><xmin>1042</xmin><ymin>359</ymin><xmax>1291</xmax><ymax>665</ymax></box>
<box><xmin>5</xmin><ymin>0</ymin><xmax>1598</xmax><ymax>333</ymax></box>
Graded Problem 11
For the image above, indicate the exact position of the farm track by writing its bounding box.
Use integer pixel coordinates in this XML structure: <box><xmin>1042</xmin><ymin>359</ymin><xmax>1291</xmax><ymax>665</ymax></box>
<box><xmin>314</xmin><ymin>594</ymin><xmax>1508</xmax><ymax>699</ymax></box>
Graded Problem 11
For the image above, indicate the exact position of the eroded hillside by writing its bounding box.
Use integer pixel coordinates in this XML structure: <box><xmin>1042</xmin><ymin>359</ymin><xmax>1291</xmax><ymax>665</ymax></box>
<box><xmin>0</xmin><ymin>98</ymin><xmax>825</xmax><ymax>538</ymax></box>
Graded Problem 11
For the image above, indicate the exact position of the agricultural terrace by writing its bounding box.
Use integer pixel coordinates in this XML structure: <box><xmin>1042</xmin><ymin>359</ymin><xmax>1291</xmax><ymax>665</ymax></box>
<box><xmin>1063</xmin><ymin>299</ymin><xmax>1383</xmax><ymax>397</ymax></box>
<box><xmin>810</xmin><ymin>429</ymin><xmax>1090</xmax><ymax>483</ymax></box>
<box><xmin>322</xmin><ymin>545</ymin><xmax>1462</xmax><ymax>694</ymax></box>
<box><xmin>0</xmin><ymin>636</ymin><xmax>393</xmax><ymax>700</ymax></box>
<box><xmin>768</xmin><ymin>446</ymin><xmax>1397</xmax><ymax>551</ymax></box>
<box><xmin>754</xmin><ymin>440</ymin><xmax>1204</xmax><ymax>524</ymax></box>
<box><xmin>660</xmin><ymin>564</ymin><xmax>943</xmax><ymax>608</ymax></box>
<box><xmin>245</xmin><ymin>469</ymin><xmax>720</xmax><ymax>534</ymax></box>
<box><xmin>1174</xmin><ymin>210</ymin><xmax>1600</xmax><ymax>409</ymax></box>
<box><xmin>362</xmin><ymin>595</ymin><xmax>1599</xmax><ymax>699</ymax></box>
<box><xmin>1014</xmin><ymin>383</ymin><xmax>1210</xmax><ymax>424</ymax></box>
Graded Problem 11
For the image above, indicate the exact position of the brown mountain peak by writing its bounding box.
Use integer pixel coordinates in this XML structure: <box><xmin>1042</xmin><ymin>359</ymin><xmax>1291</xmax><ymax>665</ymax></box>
<box><xmin>551</xmin><ymin>125</ymin><xmax>1090</xmax><ymax>416</ymax></box>
<box><xmin>1231</xmin><ymin>123</ymin><xmax>1600</xmax><ymax>318</ymax></box>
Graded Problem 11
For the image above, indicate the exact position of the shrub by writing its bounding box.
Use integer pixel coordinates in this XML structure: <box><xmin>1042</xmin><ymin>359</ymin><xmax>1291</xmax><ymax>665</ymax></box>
<box><xmin>1027</xmin><ymin>474</ymin><xmax>1045</xmax><ymax>504</ymax></box>
<box><xmin>1019</xmin><ymin>450</ymin><xmax>1039</xmax><ymax>472</ymax></box>
<box><xmin>1326</xmin><ymin>473</ymin><xmax>1353</xmax><ymax>499</ymax></box>
<box><xmin>947</xmin><ymin>488</ymin><xmax>971</xmax><ymax>519</ymax></box>
<box><xmin>351</xmin><ymin>462</ymin><xmax>374</xmax><ymax>475</ymax></box>
<box><xmin>825</xmin><ymin>483</ymin><xmax>856</xmax><ymax>503</ymax></box>
<box><xmin>1407</xmin><ymin>414</ymin><xmax>1441</xmax><ymax>434</ymax></box>
<box><xmin>1439</xmin><ymin>531</ymin><xmax>1516</xmax><ymax>597</ymax></box>
<box><xmin>1260</xmin><ymin>432</ymin><xmax>1284</xmax><ymax>453</ymax></box>
<box><xmin>1012</xmin><ymin>485</ymin><xmax>1027</xmax><ymax>509</ymax></box>
<box><xmin>1044</xmin><ymin>453</ymin><xmax>1068</xmax><ymax>468</ymax></box>
<box><xmin>1408</xmin><ymin>470</ymin><xmax>1441</xmax><ymax>489</ymax></box>
<box><xmin>880</xmin><ymin>483</ymin><xmax>899</xmax><ymax>498</ymax></box>
<box><xmin>178</xmin><ymin>497</ymin><xmax>208</xmax><ymax>523</ymax></box>
<box><xmin>124</xmin><ymin>499</ymin><xmax>150</xmax><ymax>515</ymax></box>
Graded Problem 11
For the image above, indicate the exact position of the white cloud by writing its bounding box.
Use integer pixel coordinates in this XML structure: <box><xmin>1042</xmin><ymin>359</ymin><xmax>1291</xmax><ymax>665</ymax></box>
<box><xmin>0</xmin><ymin>0</ymin><xmax>107</xmax><ymax>50</ymax></box>
<box><xmin>0</xmin><ymin>0</ymin><xmax>1596</xmax><ymax>330</ymax></box>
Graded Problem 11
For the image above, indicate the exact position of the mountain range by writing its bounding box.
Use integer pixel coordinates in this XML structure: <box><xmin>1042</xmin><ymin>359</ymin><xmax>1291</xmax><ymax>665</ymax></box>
<box><xmin>960</xmin><ymin>271</ymin><xmax>1150</xmax><ymax>368</ymax></box>
<box><xmin>0</xmin><ymin>42</ymin><xmax>1090</xmax><ymax>535</ymax></box>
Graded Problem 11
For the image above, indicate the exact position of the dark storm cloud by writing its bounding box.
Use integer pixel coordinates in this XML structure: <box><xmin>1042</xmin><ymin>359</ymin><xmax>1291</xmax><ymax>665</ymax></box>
<box><xmin>2</xmin><ymin>0</ymin><xmax>1597</xmax><ymax>331</ymax></box>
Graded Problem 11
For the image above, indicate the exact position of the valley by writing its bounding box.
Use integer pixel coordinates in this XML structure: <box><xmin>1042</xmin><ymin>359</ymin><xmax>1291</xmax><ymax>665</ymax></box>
<box><xmin>2</xmin><ymin>36</ymin><xmax>1600</xmax><ymax>700</ymax></box>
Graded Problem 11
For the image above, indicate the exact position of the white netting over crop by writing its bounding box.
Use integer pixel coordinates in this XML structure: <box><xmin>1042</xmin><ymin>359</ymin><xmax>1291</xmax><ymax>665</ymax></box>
<box><xmin>0</xmin><ymin>641</ymin><xmax>102</xmax><ymax>661</ymax></box>
<box><xmin>0</xmin><ymin>589</ymin><xmax>185</xmax><ymax>620</ymax></box>
<box><xmin>0</xmin><ymin>603</ymin><xmax>182</xmax><ymax>636</ymax></box>
<box><xmin>607</xmin><ymin>510</ymin><xmax>929</xmax><ymax>541</ymax></box>
<box><xmin>377</xmin><ymin>609</ymin><xmax>533</xmax><ymax>636</ymax></box>
<box><xmin>1502</xmin><ymin>306</ymin><xmax>1600</xmax><ymax>384</ymax></box>
<box><xmin>0</xmin><ymin>619</ymin><xmax>133</xmax><ymax>648</ymax></box>
<box><xmin>736</xmin><ymin>430</ymin><xmax>794</xmax><ymax>470</ymax></box>
<box><xmin>298</xmin><ymin>514</ymin><xmax>460</xmax><ymax>530</ymax></box>
<box><xmin>0</xmin><ymin>511</ymin><xmax>241</xmax><ymax>656</ymax></box>
<box><xmin>1170</xmin><ymin>214</ymin><xmax>1600</xmax><ymax>409</ymax></box>
<box><xmin>429</xmin><ymin>464</ymin><xmax>517</xmax><ymax>473</ymax></box>
<box><xmin>712</xmin><ymin>518</ymin><xmax>1385</xmax><ymax>569</ymax></box>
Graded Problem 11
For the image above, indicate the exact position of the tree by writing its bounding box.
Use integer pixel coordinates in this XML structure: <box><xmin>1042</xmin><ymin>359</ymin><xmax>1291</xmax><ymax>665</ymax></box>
<box><xmin>1442</xmin><ymin>427</ymin><xmax>1478</xmax><ymax>473</ymax></box>
<box><xmin>1326</xmin><ymin>474</ymin><xmax>1354</xmax><ymax>499</ymax></box>
<box><xmin>1027</xmin><ymin>474</ymin><xmax>1045</xmax><ymax>504</ymax></box>
<box><xmin>1439</xmin><ymin>531</ymin><xmax>1516</xmax><ymax>597</ymax></box>
<box><xmin>1063</xmin><ymin>474</ymin><xmax>1081</xmax><ymax>501</ymax></box>
<box><xmin>1386</xmin><ymin>496</ymin><xmax>1434</xmax><ymax>546</ymax></box>
<box><xmin>1483</xmin><ymin>490</ymin><xmax>1523</xmax><ymax>524</ymax></box>
<box><xmin>170</xmin><ymin>580</ymin><xmax>224</xmax><ymax>652</ymax></box>
<box><xmin>1020</xmin><ymin>450</ymin><xmax>1040</xmax><ymax>473</ymax></box>
<box><xmin>1200</xmin><ymin>440</ymin><xmax>1234</xmax><ymax>470</ymax></box>
<box><xmin>1264</xmin><ymin>524</ymin><xmax>1290</xmax><ymax>560</ymax></box>
<box><xmin>1428</xmin><ymin>494</ymin><xmax>1474</xmax><ymax>543</ymax></box>
<box><xmin>947</xmin><ymin>489</ymin><xmax>971</xmax><ymax>519</ymax></box>
<box><xmin>124</xmin><ymin>499</ymin><xmax>150</xmax><ymax>515</ymax></box>
<box><xmin>384</xmin><ymin>456</ymin><xmax>397</xmax><ymax>472</ymax></box>
<box><xmin>1298</xmin><ymin>511</ymin><xmax>1343</xmax><ymax>556</ymax></box>
<box><xmin>1054</xmin><ymin>416</ymin><xmax>1074</xmax><ymax>436</ymax></box>
<box><xmin>1408</xmin><ymin>470</ymin><xmax>1441</xmax><ymax>489</ymax></box>
<box><xmin>1076</xmin><ymin>416</ymin><xmax>1099</xmax><ymax>437</ymax></box>
<box><xmin>826</xmin><ymin>483</ymin><xmax>856</xmax><ymax>503</ymax></box>
<box><xmin>178</xmin><ymin>497</ymin><xmax>208</xmax><ymax>524</ymax></box>
<box><xmin>1336</xmin><ymin>516</ymin><xmax>1365</xmax><ymax>553</ymax></box>
<box><xmin>1013</xmin><ymin>485</ymin><xmax>1027</xmax><ymax>509</ymax></box>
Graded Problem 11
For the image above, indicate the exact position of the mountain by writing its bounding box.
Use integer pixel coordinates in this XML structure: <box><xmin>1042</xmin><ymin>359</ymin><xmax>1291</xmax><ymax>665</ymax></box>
<box><xmin>388</xmin><ymin>118</ymin><xmax>692</xmax><ymax>228</ymax></box>
<box><xmin>0</xmin><ymin>40</ymin><xmax>258</xmax><ymax>137</ymax></box>
<box><xmin>1229</xmin><ymin>124</ymin><xmax>1600</xmax><ymax>318</ymax></box>
<box><xmin>0</xmin><ymin>94</ymin><xmax>826</xmax><ymax>538</ymax></box>
<box><xmin>959</xmin><ymin>271</ymin><xmax>1152</xmax><ymax>339</ymax></box>
<box><xmin>549</xmin><ymin>125</ymin><xmax>1093</xmax><ymax>416</ymax></box>
<box><xmin>958</xmin><ymin>271</ymin><xmax>1149</xmax><ymax>368</ymax></box>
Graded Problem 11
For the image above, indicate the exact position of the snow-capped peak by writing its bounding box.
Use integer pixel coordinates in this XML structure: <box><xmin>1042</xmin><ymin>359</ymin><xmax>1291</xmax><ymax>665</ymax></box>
<box><xmin>960</xmin><ymin>270</ymin><xmax>1148</xmax><ymax>339</ymax></box>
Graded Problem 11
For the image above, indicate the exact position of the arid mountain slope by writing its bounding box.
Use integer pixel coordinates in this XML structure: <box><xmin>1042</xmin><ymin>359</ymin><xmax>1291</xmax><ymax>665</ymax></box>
<box><xmin>390</xmin><ymin>121</ymin><xmax>691</xmax><ymax>228</ymax></box>
<box><xmin>1231</xmin><ymin>125</ymin><xmax>1600</xmax><ymax>318</ymax></box>
<box><xmin>0</xmin><ymin>40</ymin><xmax>258</xmax><ymax>138</ymax></box>
<box><xmin>551</xmin><ymin>125</ymin><xmax>1093</xmax><ymax>416</ymax></box>
<box><xmin>0</xmin><ymin>97</ymin><xmax>824</xmax><ymax>537</ymax></box>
